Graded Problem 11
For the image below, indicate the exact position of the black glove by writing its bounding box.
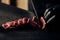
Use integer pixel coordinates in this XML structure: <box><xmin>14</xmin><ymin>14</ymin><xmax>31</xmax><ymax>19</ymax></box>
<box><xmin>43</xmin><ymin>5</ymin><xmax>60</xmax><ymax>32</ymax></box>
<box><xmin>43</xmin><ymin>7</ymin><xmax>56</xmax><ymax>24</ymax></box>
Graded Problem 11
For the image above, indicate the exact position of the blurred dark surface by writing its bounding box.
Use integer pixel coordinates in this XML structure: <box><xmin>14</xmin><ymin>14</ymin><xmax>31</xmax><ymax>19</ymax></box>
<box><xmin>0</xmin><ymin>30</ymin><xmax>60</xmax><ymax>40</ymax></box>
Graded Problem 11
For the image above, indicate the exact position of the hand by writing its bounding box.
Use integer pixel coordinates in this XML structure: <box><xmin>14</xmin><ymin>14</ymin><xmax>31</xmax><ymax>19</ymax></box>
<box><xmin>2</xmin><ymin>16</ymin><xmax>46</xmax><ymax>30</ymax></box>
